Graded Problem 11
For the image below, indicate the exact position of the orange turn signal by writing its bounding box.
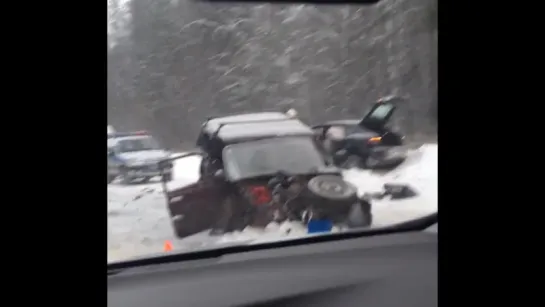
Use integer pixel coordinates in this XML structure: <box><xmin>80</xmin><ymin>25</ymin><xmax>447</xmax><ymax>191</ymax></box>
<box><xmin>368</xmin><ymin>137</ymin><xmax>382</xmax><ymax>143</ymax></box>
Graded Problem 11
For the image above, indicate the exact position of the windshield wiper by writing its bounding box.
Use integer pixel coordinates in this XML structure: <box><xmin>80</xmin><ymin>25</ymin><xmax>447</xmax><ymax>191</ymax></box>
<box><xmin>107</xmin><ymin>212</ymin><xmax>437</xmax><ymax>274</ymax></box>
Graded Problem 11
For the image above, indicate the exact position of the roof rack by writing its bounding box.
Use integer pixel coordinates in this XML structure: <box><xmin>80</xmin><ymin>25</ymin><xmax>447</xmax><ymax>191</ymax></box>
<box><xmin>203</xmin><ymin>111</ymin><xmax>287</xmax><ymax>126</ymax></box>
<box><xmin>212</xmin><ymin>118</ymin><xmax>295</xmax><ymax>137</ymax></box>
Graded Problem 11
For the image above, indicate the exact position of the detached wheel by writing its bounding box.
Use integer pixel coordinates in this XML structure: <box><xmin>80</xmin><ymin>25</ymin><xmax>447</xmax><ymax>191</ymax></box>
<box><xmin>307</xmin><ymin>175</ymin><xmax>358</xmax><ymax>205</ymax></box>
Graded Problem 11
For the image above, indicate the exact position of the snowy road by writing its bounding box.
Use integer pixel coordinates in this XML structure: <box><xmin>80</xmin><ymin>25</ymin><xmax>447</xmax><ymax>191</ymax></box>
<box><xmin>107</xmin><ymin>144</ymin><xmax>437</xmax><ymax>262</ymax></box>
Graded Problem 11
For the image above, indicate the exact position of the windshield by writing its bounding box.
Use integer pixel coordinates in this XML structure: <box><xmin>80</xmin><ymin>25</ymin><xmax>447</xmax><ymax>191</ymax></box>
<box><xmin>107</xmin><ymin>0</ymin><xmax>437</xmax><ymax>264</ymax></box>
<box><xmin>223</xmin><ymin>137</ymin><xmax>327</xmax><ymax>180</ymax></box>
<box><xmin>117</xmin><ymin>137</ymin><xmax>160</xmax><ymax>152</ymax></box>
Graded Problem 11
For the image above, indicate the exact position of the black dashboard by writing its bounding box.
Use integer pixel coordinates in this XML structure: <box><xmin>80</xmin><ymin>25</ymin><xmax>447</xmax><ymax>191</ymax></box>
<box><xmin>108</xmin><ymin>224</ymin><xmax>437</xmax><ymax>307</ymax></box>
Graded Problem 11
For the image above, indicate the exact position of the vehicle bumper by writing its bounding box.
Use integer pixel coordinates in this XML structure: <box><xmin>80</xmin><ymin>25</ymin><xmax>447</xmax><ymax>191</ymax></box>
<box><xmin>369</xmin><ymin>146</ymin><xmax>408</xmax><ymax>167</ymax></box>
<box><xmin>126</xmin><ymin>165</ymin><xmax>172</xmax><ymax>177</ymax></box>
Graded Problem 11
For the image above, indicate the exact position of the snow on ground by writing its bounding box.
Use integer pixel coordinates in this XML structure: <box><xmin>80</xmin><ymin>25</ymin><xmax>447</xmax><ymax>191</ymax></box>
<box><xmin>108</xmin><ymin>144</ymin><xmax>437</xmax><ymax>262</ymax></box>
<box><xmin>107</xmin><ymin>154</ymin><xmax>202</xmax><ymax>262</ymax></box>
<box><xmin>343</xmin><ymin>144</ymin><xmax>437</xmax><ymax>226</ymax></box>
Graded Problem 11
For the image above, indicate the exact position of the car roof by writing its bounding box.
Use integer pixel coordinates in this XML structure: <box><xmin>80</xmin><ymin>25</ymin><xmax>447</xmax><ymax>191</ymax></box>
<box><xmin>204</xmin><ymin>112</ymin><xmax>290</xmax><ymax>133</ymax></box>
<box><xmin>319</xmin><ymin>119</ymin><xmax>361</xmax><ymax>126</ymax></box>
<box><xmin>107</xmin><ymin>135</ymin><xmax>151</xmax><ymax>147</ymax></box>
<box><xmin>215</xmin><ymin>118</ymin><xmax>314</xmax><ymax>142</ymax></box>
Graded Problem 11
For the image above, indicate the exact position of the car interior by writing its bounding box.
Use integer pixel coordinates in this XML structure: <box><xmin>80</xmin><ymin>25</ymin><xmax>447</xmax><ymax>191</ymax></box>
<box><xmin>108</xmin><ymin>215</ymin><xmax>437</xmax><ymax>307</ymax></box>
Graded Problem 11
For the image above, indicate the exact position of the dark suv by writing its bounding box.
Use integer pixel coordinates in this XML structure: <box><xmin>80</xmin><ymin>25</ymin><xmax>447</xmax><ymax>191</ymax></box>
<box><xmin>160</xmin><ymin>112</ymin><xmax>373</xmax><ymax>238</ymax></box>
<box><xmin>312</xmin><ymin>97</ymin><xmax>407</xmax><ymax>169</ymax></box>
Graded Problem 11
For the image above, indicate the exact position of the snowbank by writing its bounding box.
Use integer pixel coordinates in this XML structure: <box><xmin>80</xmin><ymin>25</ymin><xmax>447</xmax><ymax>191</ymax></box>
<box><xmin>108</xmin><ymin>144</ymin><xmax>438</xmax><ymax>261</ymax></box>
<box><xmin>343</xmin><ymin>144</ymin><xmax>437</xmax><ymax>226</ymax></box>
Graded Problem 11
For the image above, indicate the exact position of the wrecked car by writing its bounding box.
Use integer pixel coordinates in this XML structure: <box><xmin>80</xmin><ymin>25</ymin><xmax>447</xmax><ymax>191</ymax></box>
<box><xmin>159</xmin><ymin>112</ymin><xmax>373</xmax><ymax>239</ymax></box>
<box><xmin>311</xmin><ymin>96</ymin><xmax>408</xmax><ymax>169</ymax></box>
<box><xmin>107</xmin><ymin>130</ymin><xmax>173</xmax><ymax>184</ymax></box>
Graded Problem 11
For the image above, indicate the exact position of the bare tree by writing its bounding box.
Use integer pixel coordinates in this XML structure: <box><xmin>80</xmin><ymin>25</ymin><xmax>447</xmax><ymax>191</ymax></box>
<box><xmin>107</xmin><ymin>0</ymin><xmax>437</xmax><ymax>148</ymax></box>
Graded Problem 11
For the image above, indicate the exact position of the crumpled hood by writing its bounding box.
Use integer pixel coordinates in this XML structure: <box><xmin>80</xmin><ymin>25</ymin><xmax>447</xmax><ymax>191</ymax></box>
<box><xmin>118</xmin><ymin>150</ymin><xmax>170</xmax><ymax>163</ymax></box>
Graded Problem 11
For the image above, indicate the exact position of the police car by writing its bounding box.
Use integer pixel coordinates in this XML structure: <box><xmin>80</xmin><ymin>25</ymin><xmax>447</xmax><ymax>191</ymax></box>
<box><xmin>107</xmin><ymin>129</ymin><xmax>173</xmax><ymax>184</ymax></box>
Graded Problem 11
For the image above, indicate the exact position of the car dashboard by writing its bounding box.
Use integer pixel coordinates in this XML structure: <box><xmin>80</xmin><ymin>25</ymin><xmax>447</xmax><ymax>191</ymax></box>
<box><xmin>108</xmin><ymin>227</ymin><xmax>437</xmax><ymax>307</ymax></box>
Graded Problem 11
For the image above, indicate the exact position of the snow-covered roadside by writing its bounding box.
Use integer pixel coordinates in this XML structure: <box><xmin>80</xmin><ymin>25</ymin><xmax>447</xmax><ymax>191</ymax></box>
<box><xmin>344</xmin><ymin>143</ymin><xmax>437</xmax><ymax>226</ymax></box>
<box><xmin>108</xmin><ymin>144</ymin><xmax>437</xmax><ymax>261</ymax></box>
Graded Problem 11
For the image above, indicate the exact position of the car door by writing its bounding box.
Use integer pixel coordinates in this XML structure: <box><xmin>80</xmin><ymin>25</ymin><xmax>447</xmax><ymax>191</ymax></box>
<box><xmin>359</xmin><ymin>100</ymin><xmax>397</xmax><ymax>132</ymax></box>
<box><xmin>164</xmin><ymin>158</ymin><xmax>226</xmax><ymax>238</ymax></box>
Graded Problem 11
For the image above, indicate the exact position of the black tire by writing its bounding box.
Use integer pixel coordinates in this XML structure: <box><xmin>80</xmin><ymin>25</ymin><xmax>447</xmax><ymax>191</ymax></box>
<box><xmin>307</xmin><ymin>175</ymin><xmax>358</xmax><ymax>203</ymax></box>
<box><xmin>340</xmin><ymin>155</ymin><xmax>363</xmax><ymax>169</ymax></box>
<box><xmin>345</xmin><ymin>200</ymin><xmax>372</xmax><ymax>228</ymax></box>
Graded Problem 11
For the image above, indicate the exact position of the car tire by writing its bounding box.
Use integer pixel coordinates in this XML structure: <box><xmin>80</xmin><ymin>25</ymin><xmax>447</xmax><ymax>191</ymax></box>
<box><xmin>340</xmin><ymin>155</ymin><xmax>363</xmax><ymax>169</ymax></box>
<box><xmin>307</xmin><ymin>175</ymin><xmax>358</xmax><ymax>204</ymax></box>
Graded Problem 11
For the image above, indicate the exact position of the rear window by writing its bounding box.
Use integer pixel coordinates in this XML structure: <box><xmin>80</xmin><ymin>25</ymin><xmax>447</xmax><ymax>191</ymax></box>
<box><xmin>369</xmin><ymin>104</ymin><xmax>394</xmax><ymax>120</ymax></box>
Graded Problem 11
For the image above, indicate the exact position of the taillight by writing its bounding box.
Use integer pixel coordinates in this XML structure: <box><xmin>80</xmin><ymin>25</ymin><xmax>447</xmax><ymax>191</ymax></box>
<box><xmin>248</xmin><ymin>186</ymin><xmax>271</xmax><ymax>205</ymax></box>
